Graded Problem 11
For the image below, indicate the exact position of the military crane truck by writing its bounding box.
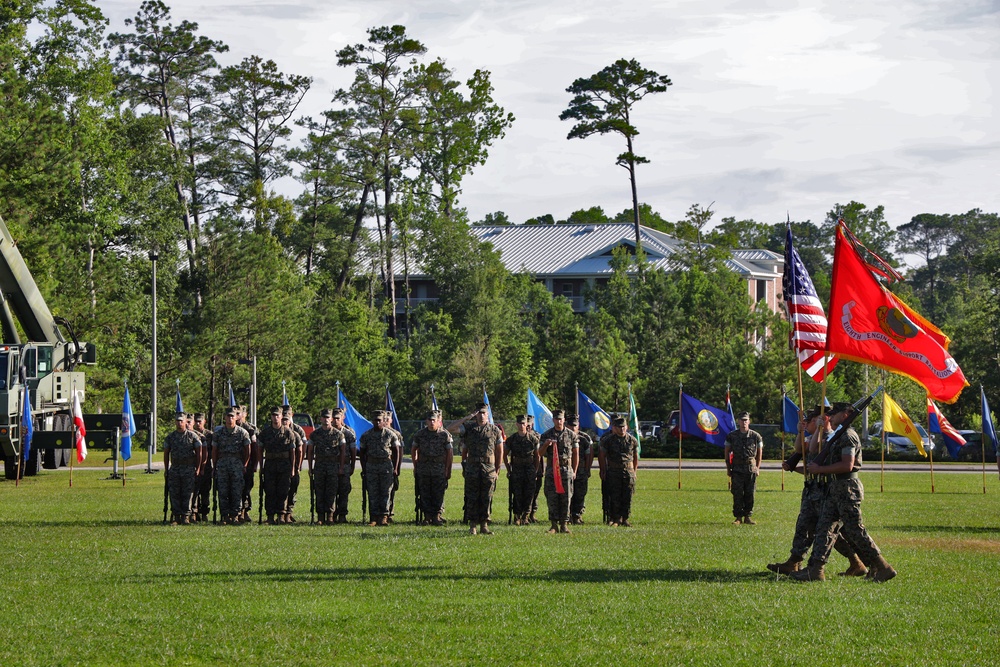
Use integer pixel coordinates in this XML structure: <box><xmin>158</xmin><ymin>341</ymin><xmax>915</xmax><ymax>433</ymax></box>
<box><xmin>0</xmin><ymin>215</ymin><xmax>95</xmax><ymax>479</ymax></box>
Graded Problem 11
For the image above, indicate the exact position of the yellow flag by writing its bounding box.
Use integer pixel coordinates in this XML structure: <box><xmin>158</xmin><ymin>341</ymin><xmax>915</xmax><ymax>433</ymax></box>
<box><xmin>882</xmin><ymin>393</ymin><xmax>927</xmax><ymax>456</ymax></box>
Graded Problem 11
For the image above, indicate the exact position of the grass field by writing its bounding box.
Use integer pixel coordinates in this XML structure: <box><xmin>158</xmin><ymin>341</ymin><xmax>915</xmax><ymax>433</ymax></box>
<box><xmin>2</xmin><ymin>465</ymin><xmax>998</xmax><ymax>666</ymax></box>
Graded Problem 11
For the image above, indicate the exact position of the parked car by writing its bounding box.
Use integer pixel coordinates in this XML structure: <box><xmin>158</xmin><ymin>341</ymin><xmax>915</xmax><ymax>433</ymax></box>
<box><xmin>293</xmin><ymin>413</ymin><xmax>315</xmax><ymax>439</ymax></box>
<box><xmin>867</xmin><ymin>421</ymin><xmax>931</xmax><ymax>453</ymax></box>
<box><xmin>956</xmin><ymin>430</ymin><xmax>994</xmax><ymax>462</ymax></box>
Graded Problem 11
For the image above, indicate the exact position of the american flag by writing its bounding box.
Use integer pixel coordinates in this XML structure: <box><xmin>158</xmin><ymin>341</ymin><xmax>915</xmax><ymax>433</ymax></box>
<box><xmin>783</xmin><ymin>226</ymin><xmax>837</xmax><ymax>381</ymax></box>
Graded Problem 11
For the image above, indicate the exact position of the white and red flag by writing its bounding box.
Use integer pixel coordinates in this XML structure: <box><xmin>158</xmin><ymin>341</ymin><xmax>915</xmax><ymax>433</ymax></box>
<box><xmin>72</xmin><ymin>390</ymin><xmax>87</xmax><ymax>462</ymax></box>
<box><xmin>783</xmin><ymin>225</ymin><xmax>838</xmax><ymax>381</ymax></box>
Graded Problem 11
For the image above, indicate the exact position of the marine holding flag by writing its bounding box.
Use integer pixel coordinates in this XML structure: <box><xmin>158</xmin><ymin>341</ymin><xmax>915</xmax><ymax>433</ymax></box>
<box><xmin>826</xmin><ymin>221</ymin><xmax>967</xmax><ymax>403</ymax></box>
<box><xmin>538</xmin><ymin>409</ymin><xmax>578</xmax><ymax>534</ymax></box>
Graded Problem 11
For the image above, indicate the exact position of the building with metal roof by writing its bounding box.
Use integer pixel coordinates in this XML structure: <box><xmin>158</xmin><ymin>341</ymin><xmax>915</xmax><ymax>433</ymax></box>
<box><xmin>394</xmin><ymin>222</ymin><xmax>783</xmax><ymax>315</ymax></box>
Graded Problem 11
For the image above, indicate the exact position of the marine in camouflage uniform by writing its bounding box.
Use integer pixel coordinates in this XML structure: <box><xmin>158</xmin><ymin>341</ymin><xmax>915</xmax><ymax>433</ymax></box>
<box><xmin>360</xmin><ymin>411</ymin><xmax>402</xmax><ymax>526</ymax></box>
<box><xmin>237</xmin><ymin>406</ymin><xmax>258</xmax><ymax>522</ymax></box>
<box><xmin>792</xmin><ymin>402</ymin><xmax>896</xmax><ymax>583</ymax></box>
<box><xmin>192</xmin><ymin>413</ymin><xmax>213</xmax><ymax>522</ymax></box>
<box><xmin>599</xmin><ymin>415</ymin><xmax>639</xmax><ymax>527</ymax></box>
<box><xmin>526</xmin><ymin>415</ymin><xmax>543</xmax><ymax>523</ymax></box>
<box><xmin>503</xmin><ymin>415</ymin><xmax>538</xmax><ymax>525</ymax></box>
<box><xmin>569</xmin><ymin>417</ymin><xmax>594</xmax><ymax>525</ymax></box>
<box><xmin>258</xmin><ymin>408</ymin><xmax>296</xmax><ymax>524</ymax></box>
<box><xmin>724</xmin><ymin>411</ymin><xmax>764</xmax><ymax>525</ymax></box>
<box><xmin>539</xmin><ymin>409</ymin><xmax>578</xmax><ymax>534</ymax></box>
<box><xmin>308</xmin><ymin>408</ymin><xmax>346</xmax><ymax>525</ymax></box>
<box><xmin>411</xmin><ymin>410</ymin><xmax>453</xmax><ymax>526</ymax></box>
<box><xmin>212</xmin><ymin>408</ymin><xmax>251</xmax><ymax>524</ymax></box>
<box><xmin>164</xmin><ymin>413</ymin><xmax>203</xmax><ymax>525</ymax></box>
<box><xmin>282</xmin><ymin>407</ymin><xmax>307</xmax><ymax>522</ymax></box>
<box><xmin>461</xmin><ymin>403</ymin><xmax>504</xmax><ymax>535</ymax></box>
<box><xmin>768</xmin><ymin>406</ymin><xmax>866</xmax><ymax>577</ymax></box>
<box><xmin>332</xmin><ymin>409</ymin><xmax>356</xmax><ymax>523</ymax></box>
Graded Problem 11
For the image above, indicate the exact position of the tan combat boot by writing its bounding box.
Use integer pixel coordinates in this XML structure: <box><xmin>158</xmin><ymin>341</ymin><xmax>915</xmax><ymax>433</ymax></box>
<box><xmin>469</xmin><ymin>522</ymin><xmax>478</xmax><ymax>535</ymax></box>
<box><xmin>767</xmin><ymin>556</ymin><xmax>803</xmax><ymax>575</ymax></box>
<box><xmin>867</xmin><ymin>556</ymin><xmax>897</xmax><ymax>583</ymax></box>
<box><xmin>559</xmin><ymin>521</ymin><xmax>570</xmax><ymax>534</ymax></box>
<box><xmin>838</xmin><ymin>554</ymin><xmax>869</xmax><ymax>577</ymax></box>
<box><xmin>790</xmin><ymin>563</ymin><xmax>825</xmax><ymax>582</ymax></box>
<box><xmin>547</xmin><ymin>522</ymin><xmax>558</xmax><ymax>534</ymax></box>
<box><xmin>480</xmin><ymin>521</ymin><xmax>493</xmax><ymax>535</ymax></box>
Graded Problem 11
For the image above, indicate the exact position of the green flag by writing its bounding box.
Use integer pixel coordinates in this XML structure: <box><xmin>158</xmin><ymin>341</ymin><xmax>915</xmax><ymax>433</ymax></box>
<box><xmin>629</xmin><ymin>388</ymin><xmax>641</xmax><ymax>458</ymax></box>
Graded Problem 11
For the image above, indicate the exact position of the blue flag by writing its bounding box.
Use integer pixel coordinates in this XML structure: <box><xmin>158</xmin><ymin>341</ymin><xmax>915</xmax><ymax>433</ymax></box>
<box><xmin>385</xmin><ymin>386</ymin><xmax>402</xmax><ymax>433</ymax></box>
<box><xmin>982</xmin><ymin>387</ymin><xmax>998</xmax><ymax>456</ymax></box>
<box><xmin>527</xmin><ymin>389</ymin><xmax>553</xmax><ymax>433</ymax></box>
<box><xmin>482</xmin><ymin>389</ymin><xmax>494</xmax><ymax>425</ymax></box>
<box><xmin>782</xmin><ymin>395</ymin><xmax>800</xmax><ymax>434</ymax></box>
<box><xmin>577</xmin><ymin>389</ymin><xmax>611</xmax><ymax>435</ymax></box>
<box><xmin>228</xmin><ymin>381</ymin><xmax>237</xmax><ymax>408</ymax></box>
<box><xmin>282</xmin><ymin>381</ymin><xmax>289</xmax><ymax>407</ymax></box>
<box><xmin>680</xmin><ymin>392</ymin><xmax>735</xmax><ymax>447</ymax></box>
<box><xmin>175</xmin><ymin>384</ymin><xmax>184</xmax><ymax>414</ymax></box>
<box><xmin>431</xmin><ymin>385</ymin><xmax>438</xmax><ymax>411</ymax></box>
<box><xmin>121</xmin><ymin>383</ymin><xmax>137</xmax><ymax>461</ymax></box>
<box><xmin>21</xmin><ymin>384</ymin><xmax>33</xmax><ymax>463</ymax></box>
<box><xmin>338</xmin><ymin>388</ymin><xmax>373</xmax><ymax>448</ymax></box>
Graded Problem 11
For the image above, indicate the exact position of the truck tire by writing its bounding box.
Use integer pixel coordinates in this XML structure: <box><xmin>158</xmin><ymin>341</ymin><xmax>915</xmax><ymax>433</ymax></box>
<box><xmin>4</xmin><ymin>455</ymin><xmax>21</xmax><ymax>480</ymax></box>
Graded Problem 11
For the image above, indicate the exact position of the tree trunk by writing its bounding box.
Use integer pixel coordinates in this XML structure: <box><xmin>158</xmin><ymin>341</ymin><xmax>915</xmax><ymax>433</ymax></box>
<box><xmin>336</xmin><ymin>182</ymin><xmax>371</xmax><ymax>294</ymax></box>
<box><xmin>383</xmin><ymin>158</ymin><xmax>397</xmax><ymax>339</ymax></box>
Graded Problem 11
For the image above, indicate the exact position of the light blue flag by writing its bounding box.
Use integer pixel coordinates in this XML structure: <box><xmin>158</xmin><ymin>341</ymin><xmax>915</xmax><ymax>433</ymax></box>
<box><xmin>982</xmin><ymin>386</ymin><xmax>998</xmax><ymax>456</ymax></box>
<box><xmin>385</xmin><ymin>386</ymin><xmax>402</xmax><ymax>433</ymax></box>
<box><xmin>527</xmin><ymin>389</ymin><xmax>553</xmax><ymax>433</ymax></box>
<box><xmin>121</xmin><ymin>383</ymin><xmax>137</xmax><ymax>460</ymax></box>
<box><xmin>21</xmin><ymin>384</ymin><xmax>33</xmax><ymax>462</ymax></box>
<box><xmin>338</xmin><ymin>388</ymin><xmax>373</xmax><ymax>448</ymax></box>
<box><xmin>482</xmin><ymin>389</ymin><xmax>494</xmax><ymax>425</ymax></box>
<box><xmin>577</xmin><ymin>389</ymin><xmax>611</xmax><ymax>435</ymax></box>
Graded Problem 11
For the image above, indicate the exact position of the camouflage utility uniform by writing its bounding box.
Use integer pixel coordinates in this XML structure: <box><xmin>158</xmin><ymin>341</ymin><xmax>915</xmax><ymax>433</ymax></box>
<box><xmin>505</xmin><ymin>431</ymin><xmax>537</xmax><ymax>523</ymax></box>
<box><xmin>310</xmin><ymin>426</ymin><xmax>345</xmax><ymax>522</ymax></box>
<box><xmin>600</xmin><ymin>431</ymin><xmax>638</xmax><ymax>524</ymax></box>
<box><xmin>214</xmin><ymin>425</ymin><xmax>250</xmax><ymax>521</ymax></box>
<box><xmin>259</xmin><ymin>423</ymin><xmax>296</xmax><ymax>521</ymax></box>
<box><xmin>165</xmin><ymin>429</ymin><xmax>202</xmax><ymax>522</ymax></box>
<box><xmin>360</xmin><ymin>428</ymin><xmax>401</xmax><ymax>523</ymax></box>
<box><xmin>412</xmin><ymin>427</ymin><xmax>453</xmax><ymax>523</ymax></box>
<box><xmin>539</xmin><ymin>427</ymin><xmax>577</xmax><ymax>523</ymax></box>
<box><xmin>570</xmin><ymin>431</ymin><xmax>593</xmax><ymax>523</ymax></box>
<box><xmin>462</xmin><ymin>422</ymin><xmax>503</xmax><ymax>524</ymax></box>
<box><xmin>335</xmin><ymin>426</ymin><xmax>357</xmax><ymax>522</ymax></box>
<box><xmin>726</xmin><ymin>428</ymin><xmax>763</xmax><ymax>520</ymax></box>
<box><xmin>240</xmin><ymin>420</ymin><xmax>258</xmax><ymax>519</ymax></box>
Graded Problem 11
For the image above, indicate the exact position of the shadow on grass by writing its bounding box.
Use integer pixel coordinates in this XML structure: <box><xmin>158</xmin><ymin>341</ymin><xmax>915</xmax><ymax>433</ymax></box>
<box><xmin>891</xmin><ymin>524</ymin><xmax>997</xmax><ymax>536</ymax></box>
<box><xmin>127</xmin><ymin>565</ymin><xmax>770</xmax><ymax>585</ymax></box>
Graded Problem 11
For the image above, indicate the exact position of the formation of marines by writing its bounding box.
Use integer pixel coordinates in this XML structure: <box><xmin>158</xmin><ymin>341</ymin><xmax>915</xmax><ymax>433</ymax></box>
<box><xmin>162</xmin><ymin>401</ymin><xmax>640</xmax><ymax>533</ymax></box>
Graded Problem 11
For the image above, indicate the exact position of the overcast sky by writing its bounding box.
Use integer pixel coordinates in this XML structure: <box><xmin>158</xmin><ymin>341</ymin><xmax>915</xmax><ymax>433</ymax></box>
<box><xmin>102</xmin><ymin>0</ymin><xmax>998</xmax><ymax>239</ymax></box>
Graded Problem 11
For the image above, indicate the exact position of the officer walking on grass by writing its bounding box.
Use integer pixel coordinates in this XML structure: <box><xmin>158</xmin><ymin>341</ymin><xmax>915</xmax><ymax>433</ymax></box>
<box><xmin>724</xmin><ymin>411</ymin><xmax>763</xmax><ymax>525</ymax></box>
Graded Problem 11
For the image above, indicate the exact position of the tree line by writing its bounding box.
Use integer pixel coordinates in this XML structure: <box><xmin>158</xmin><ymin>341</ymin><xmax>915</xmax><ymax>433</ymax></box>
<box><xmin>2</xmin><ymin>1</ymin><xmax>997</xmax><ymax>445</ymax></box>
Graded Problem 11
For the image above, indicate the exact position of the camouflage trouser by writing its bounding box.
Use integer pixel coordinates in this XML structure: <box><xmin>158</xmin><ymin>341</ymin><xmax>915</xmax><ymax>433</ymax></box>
<box><xmin>808</xmin><ymin>478</ymin><xmax>882</xmax><ymax>568</ymax></box>
<box><xmin>604</xmin><ymin>468</ymin><xmax>635</xmax><ymax>522</ymax></box>
<box><xmin>464</xmin><ymin>468</ymin><xmax>497</xmax><ymax>524</ymax></box>
<box><xmin>544</xmin><ymin>467</ymin><xmax>574</xmax><ymax>523</ymax></box>
<box><xmin>336</xmin><ymin>473</ymin><xmax>352</xmax><ymax>519</ymax></box>
<box><xmin>365</xmin><ymin>461</ymin><xmax>395</xmax><ymax>520</ymax></box>
<box><xmin>168</xmin><ymin>465</ymin><xmax>197</xmax><ymax>518</ymax></box>
<box><xmin>263</xmin><ymin>459</ymin><xmax>291</xmax><ymax>518</ymax></box>
<box><xmin>416</xmin><ymin>472</ymin><xmax>448</xmax><ymax>519</ymax></box>
<box><xmin>790</xmin><ymin>481</ymin><xmax>859</xmax><ymax>562</ymax></box>
<box><xmin>313</xmin><ymin>462</ymin><xmax>340</xmax><ymax>517</ymax></box>
<box><xmin>570</xmin><ymin>471</ymin><xmax>590</xmax><ymax>519</ymax></box>
<box><xmin>195</xmin><ymin>467</ymin><xmax>213</xmax><ymax>517</ymax></box>
<box><xmin>286</xmin><ymin>466</ymin><xmax>301</xmax><ymax>513</ymax></box>
<box><xmin>242</xmin><ymin>468</ymin><xmax>256</xmax><ymax>514</ymax></box>
<box><xmin>730</xmin><ymin>470</ymin><xmax>757</xmax><ymax>518</ymax></box>
<box><xmin>509</xmin><ymin>466</ymin><xmax>536</xmax><ymax>517</ymax></box>
<box><xmin>216</xmin><ymin>458</ymin><xmax>245</xmax><ymax>518</ymax></box>
<box><xmin>531</xmin><ymin>465</ymin><xmax>545</xmax><ymax>514</ymax></box>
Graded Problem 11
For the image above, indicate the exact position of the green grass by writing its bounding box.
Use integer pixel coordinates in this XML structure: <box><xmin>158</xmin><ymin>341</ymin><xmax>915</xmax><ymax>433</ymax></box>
<box><xmin>1</xmin><ymin>467</ymin><xmax>998</xmax><ymax>666</ymax></box>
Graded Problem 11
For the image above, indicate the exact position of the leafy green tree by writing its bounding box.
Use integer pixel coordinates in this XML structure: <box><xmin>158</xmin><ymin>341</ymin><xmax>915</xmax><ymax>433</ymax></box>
<box><xmin>824</xmin><ymin>201</ymin><xmax>896</xmax><ymax>266</ymax></box>
<box><xmin>566</xmin><ymin>206</ymin><xmax>609</xmax><ymax>225</ymax></box>
<box><xmin>559</xmin><ymin>58</ymin><xmax>672</xmax><ymax>250</ymax></box>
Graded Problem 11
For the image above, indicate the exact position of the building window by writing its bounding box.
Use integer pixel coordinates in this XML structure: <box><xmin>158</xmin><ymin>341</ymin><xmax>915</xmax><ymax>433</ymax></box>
<box><xmin>562</xmin><ymin>283</ymin><xmax>574</xmax><ymax>298</ymax></box>
<box><xmin>756</xmin><ymin>279</ymin><xmax>767</xmax><ymax>303</ymax></box>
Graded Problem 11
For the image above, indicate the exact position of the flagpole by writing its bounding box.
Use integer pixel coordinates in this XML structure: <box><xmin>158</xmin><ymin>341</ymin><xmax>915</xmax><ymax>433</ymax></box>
<box><xmin>15</xmin><ymin>387</ymin><xmax>22</xmax><ymax>488</ymax></box>
<box><xmin>70</xmin><ymin>380</ymin><xmax>76</xmax><ymax>488</ymax></box>
<box><xmin>927</xmin><ymin>395</ymin><xmax>935</xmax><ymax>494</ymax></box>
<box><xmin>982</xmin><ymin>385</ymin><xmax>987</xmax><ymax>495</ymax></box>
<box><xmin>726</xmin><ymin>382</ymin><xmax>731</xmax><ymax>492</ymax></box>
<box><xmin>575</xmin><ymin>381</ymin><xmax>579</xmax><ymax>419</ymax></box>
<box><xmin>880</xmin><ymin>370</ymin><xmax>886</xmax><ymax>493</ymax></box>
<box><xmin>780</xmin><ymin>388</ymin><xmax>786</xmax><ymax>492</ymax></box>
<box><xmin>677</xmin><ymin>383</ymin><xmax>683</xmax><ymax>490</ymax></box>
